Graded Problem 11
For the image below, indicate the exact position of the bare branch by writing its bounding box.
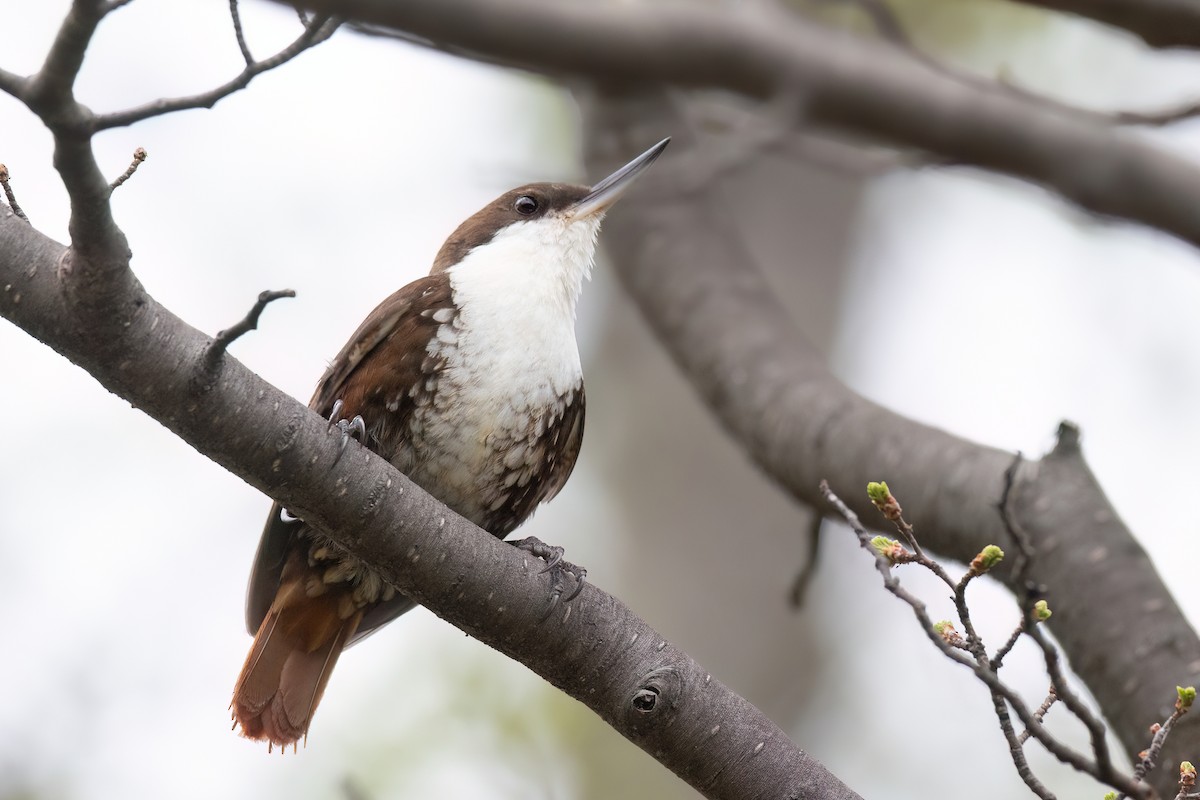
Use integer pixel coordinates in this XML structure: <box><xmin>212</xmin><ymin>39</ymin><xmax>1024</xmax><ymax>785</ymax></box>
<box><xmin>870</xmin><ymin>486</ymin><xmax>1062</xmax><ymax>800</ymax></box>
<box><xmin>995</xmin><ymin>451</ymin><xmax>1122</xmax><ymax>785</ymax></box>
<box><xmin>1018</xmin><ymin>687</ymin><xmax>1060</xmax><ymax>746</ymax></box>
<box><xmin>107</xmin><ymin>146</ymin><xmax>146</xmax><ymax>192</ymax></box>
<box><xmin>204</xmin><ymin>288</ymin><xmax>295</xmax><ymax>369</ymax></box>
<box><xmin>787</xmin><ymin>513</ymin><xmax>824</xmax><ymax>608</ymax></box>
<box><xmin>229</xmin><ymin>0</ymin><xmax>255</xmax><ymax>66</ymax></box>
<box><xmin>581</xmin><ymin>91</ymin><xmax>1200</xmax><ymax>799</ymax></box>
<box><xmin>92</xmin><ymin>15</ymin><xmax>339</xmax><ymax>131</ymax></box>
<box><xmin>15</xmin><ymin>1</ymin><xmax>126</xmax><ymax>273</ymax></box>
<box><xmin>820</xmin><ymin>481</ymin><xmax>1145</xmax><ymax>798</ymax></box>
<box><xmin>992</xmin><ymin>687</ymin><xmax>1055</xmax><ymax>800</ymax></box>
<box><xmin>0</xmin><ymin>68</ymin><xmax>29</xmax><ymax>100</ymax></box>
<box><xmin>1124</xmin><ymin>689</ymin><xmax>1197</xmax><ymax>799</ymax></box>
<box><xmin>292</xmin><ymin>0</ymin><xmax>1200</xmax><ymax>252</ymax></box>
<box><xmin>0</xmin><ymin>164</ymin><xmax>29</xmax><ymax>223</ymax></box>
<box><xmin>25</xmin><ymin>0</ymin><xmax>105</xmax><ymax>115</ymax></box>
<box><xmin>0</xmin><ymin>212</ymin><xmax>864</xmax><ymax>800</ymax></box>
<box><xmin>102</xmin><ymin>0</ymin><xmax>135</xmax><ymax>13</ymax></box>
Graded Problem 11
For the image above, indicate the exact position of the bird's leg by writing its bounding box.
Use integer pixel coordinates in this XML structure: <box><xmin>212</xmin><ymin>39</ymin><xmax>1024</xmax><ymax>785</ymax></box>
<box><xmin>510</xmin><ymin>536</ymin><xmax>588</xmax><ymax>621</ymax></box>
<box><xmin>326</xmin><ymin>399</ymin><xmax>368</xmax><ymax>466</ymax></box>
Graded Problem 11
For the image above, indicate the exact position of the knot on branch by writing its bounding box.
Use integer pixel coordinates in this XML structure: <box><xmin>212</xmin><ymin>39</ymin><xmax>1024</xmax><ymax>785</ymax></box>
<box><xmin>628</xmin><ymin>665</ymin><xmax>683</xmax><ymax>721</ymax></box>
<box><xmin>632</xmin><ymin>687</ymin><xmax>658</xmax><ymax>712</ymax></box>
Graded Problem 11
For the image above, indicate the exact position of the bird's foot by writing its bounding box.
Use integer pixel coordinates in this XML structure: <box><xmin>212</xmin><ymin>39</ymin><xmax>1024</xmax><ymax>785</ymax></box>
<box><xmin>326</xmin><ymin>399</ymin><xmax>367</xmax><ymax>466</ymax></box>
<box><xmin>510</xmin><ymin>536</ymin><xmax>588</xmax><ymax>621</ymax></box>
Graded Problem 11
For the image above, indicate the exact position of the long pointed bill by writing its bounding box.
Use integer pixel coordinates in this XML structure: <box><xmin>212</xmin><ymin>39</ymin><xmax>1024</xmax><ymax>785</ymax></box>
<box><xmin>570</xmin><ymin>137</ymin><xmax>670</xmax><ymax>219</ymax></box>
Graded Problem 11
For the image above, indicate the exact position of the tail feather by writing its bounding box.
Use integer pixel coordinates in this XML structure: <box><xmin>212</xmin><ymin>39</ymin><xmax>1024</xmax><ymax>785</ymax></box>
<box><xmin>232</xmin><ymin>553</ymin><xmax>363</xmax><ymax>748</ymax></box>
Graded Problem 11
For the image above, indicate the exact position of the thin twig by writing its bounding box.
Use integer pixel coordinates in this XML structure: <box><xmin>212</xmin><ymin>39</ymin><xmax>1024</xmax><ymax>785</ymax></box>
<box><xmin>205</xmin><ymin>289</ymin><xmax>295</xmax><ymax>369</ymax></box>
<box><xmin>92</xmin><ymin>16</ymin><xmax>339</xmax><ymax>131</ymax></box>
<box><xmin>953</xmin><ymin>552</ymin><xmax>1053</xmax><ymax>798</ymax></box>
<box><xmin>0</xmin><ymin>164</ymin><xmax>29</xmax><ymax>223</ymax></box>
<box><xmin>102</xmin><ymin>0</ymin><xmax>135</xmax><ymax>13</ymax></box>
<box><xmin>108</xmin><ymin>147</ymin><xmax>146</xmax><ymax>192</ymax></box>
<box><xmin>1176</xmin><ymin>759</ymin><xmax>1200</xmax><ymax>800</ymax></box>
<box><xmin>997</xmin><ymin>454</ymin><xmax>1119</xmax><ymax>785</ymax></box>
<box><xmin>867</xmin><ymin>484</ymin><xmax>955</xmax><ymax>590</ymax></box>
<box><xmin>823</xmin><ymin>480</ymin><xmax>1148</xmax><ymax>799</ymax></box>
<box><xmin>788</xmin><ymin>513</ymin><xmax>825</xmax><ymax>608</ymax></box>
<box><xmin>1018</xmin><ymin>686</ymin><xmax>1059</xmax><ymax>745</ymax></box>
<box><xmin>1121</xmin><ymin>691</ymin><xmax>1196</xmax><ymax>799</ymax></box>
<box><xmin>991</xmin><ymin>621</ymin><xmax>1024</xmax><ymax>671</ymax></box>
<box><xmin>989</xmin><ymin>687</ymin><xmax>1054</xmax><ymax>800</ymax></box>
<box><xmin>229</xmin><ymin>0</ymin><xmax>255</xmax><ymax>65</ymax></box>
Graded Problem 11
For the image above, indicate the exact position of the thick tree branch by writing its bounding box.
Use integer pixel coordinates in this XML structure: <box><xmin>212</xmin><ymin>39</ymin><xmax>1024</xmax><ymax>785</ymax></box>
<box><xmin>0</xmin><ymin>8</ymin><xmax>864</xmax><ymax>794</ymax></box>
<box><xmin>578</xmin><ymin>90</ymin><xmax>1200</xmax><ymax>800</ymax></box>
<box><xmin>287</xmin><ymin>0</ymin><xmax>1200</xmax><ymax>253</ymax></box>
<box><xmin>19</xmin><ymin>1</ymin><xmax>135</xmax><ymax>334</ymax></box>
<box><xmin>0</xmin><ymin>208</ymin><xmax>862</xmax><ymax>800</ymax></box>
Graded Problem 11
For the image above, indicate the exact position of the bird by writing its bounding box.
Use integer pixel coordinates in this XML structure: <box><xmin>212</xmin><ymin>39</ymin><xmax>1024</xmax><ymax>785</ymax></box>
<box><xmin>231</xmin><ymin>138</ymin><xmax>670</xmax><ymax>749</ymax></box>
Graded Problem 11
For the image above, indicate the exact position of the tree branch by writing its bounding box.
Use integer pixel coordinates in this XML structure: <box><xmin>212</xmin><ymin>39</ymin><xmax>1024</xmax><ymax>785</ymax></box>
<box><xmin>285</xmin><ymin>0</ymin><xmax>1200</xmax><ymax>253</ymax></box>
<box><xmin>229</xmin><ymin>0</ymin><xmax>256</xmax><ymax>66</ymax></box>
<box><xmin>578</xmin><ymin>89</ymin><xmax>1200</xmax><ymax>800</ymax></box>
<box><xmin>0</xmin><ymin>209</ymin><xmax>861</xmax><ymax>800</ymax></box>
<box><xmin>0</xmin><ymin>67</ymin><xmax>29</xmax><ymax>99</ymax></box>
<box><xmin>0</xmin><ymin>164</ymin><xmax>30</xmax><ymax>223</ymax></box>
<box><xmin>204</xmin><ymin>288</ymin><xmax>295</xmax><ymax>370</ymax></box>
<box><xmin>24</xmin><ymin>0</ymin><xmax>104</xmax><ymax>115</ymax></box>
<box><xmin>92</xmin><ymin>15</ymin><xmax>339</xmax><ymax>131</ymax></box>
<box><xmin>2</xmin><ymin>11</ymin><xmax>868</xmax><ymax>791</ymax></box>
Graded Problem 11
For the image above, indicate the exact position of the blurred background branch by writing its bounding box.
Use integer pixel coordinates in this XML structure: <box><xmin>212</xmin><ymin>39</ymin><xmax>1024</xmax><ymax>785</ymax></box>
<box><xmin>294</xmin><ymin>0</ymin><xmax>1200</xmax><ymax>252</ymax></box>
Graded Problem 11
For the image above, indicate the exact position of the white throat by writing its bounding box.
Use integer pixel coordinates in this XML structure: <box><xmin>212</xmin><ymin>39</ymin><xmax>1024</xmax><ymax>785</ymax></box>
<box><xmin>444</xmin><ymin>215</ymin><xmax>601</xmax><ymax>392</ymax></box>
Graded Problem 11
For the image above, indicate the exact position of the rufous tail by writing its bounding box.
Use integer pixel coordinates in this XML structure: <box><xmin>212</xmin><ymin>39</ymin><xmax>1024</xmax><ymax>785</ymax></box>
<box><xmin>232</xmin><ymin>552</ymin><xmax>362</xmax><ymax>749</ymax></box>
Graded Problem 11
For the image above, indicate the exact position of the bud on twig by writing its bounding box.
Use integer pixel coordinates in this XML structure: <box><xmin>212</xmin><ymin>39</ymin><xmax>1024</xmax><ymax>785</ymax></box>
<box><xmin>1033</xmin><ymin>600</ymin><xmax>1052</xmax><ymax>622</ymax></box>
<box><xmin>933</xmin><ymin>620</ymin><xmax>966</xmax><ymax>649</ymax></box>
<box><xmin>870</xmin><ymin>535</ymin><xmax>912</xmax><ymax>565</ymax></box>
<box><xmin>968</xmin><ymin>545</ymin><xmax>1004</xmax><ymax>576</ymax></box>
<box><xmin>867</xmin><ymin>481</ymin><xmax>902</xmax><ymax>521</ymax></box>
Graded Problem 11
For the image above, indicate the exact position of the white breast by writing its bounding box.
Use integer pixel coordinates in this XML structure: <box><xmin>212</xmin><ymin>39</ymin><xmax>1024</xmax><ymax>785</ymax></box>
<box><xmin>406</xmin><ymin>214</ymin><xmax>601</xmax><ymax>525</ymax></box>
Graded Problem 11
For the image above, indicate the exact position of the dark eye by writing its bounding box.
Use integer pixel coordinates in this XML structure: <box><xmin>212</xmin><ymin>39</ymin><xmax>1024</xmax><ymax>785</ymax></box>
<box><xmin>514</xmin><ymin>195</ymin><xmax>538</xmax><ymax>215</ymax></box>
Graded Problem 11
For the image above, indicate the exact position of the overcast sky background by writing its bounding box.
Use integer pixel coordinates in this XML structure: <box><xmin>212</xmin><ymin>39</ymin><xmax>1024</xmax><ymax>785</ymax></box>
<box><xmin>3</xmin><ymin>2</ymin><xmax>1200</xmax><ymax>799</ymax></box>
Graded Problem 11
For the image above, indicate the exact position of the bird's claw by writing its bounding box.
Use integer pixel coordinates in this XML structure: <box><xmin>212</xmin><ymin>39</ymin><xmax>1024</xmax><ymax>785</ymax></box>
<box><xmin>327</xmin><ymin>399</ymin><xmax>367</xmax><ymax>466</ymax></box>
<box><xmin>511</xmin><ymin>536</ymin><xmax>588</xmax><ymax>621</ymax></box>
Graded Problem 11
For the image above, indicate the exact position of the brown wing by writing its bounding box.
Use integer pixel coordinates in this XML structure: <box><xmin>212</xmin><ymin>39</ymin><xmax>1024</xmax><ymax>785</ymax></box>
<box><xmin>245</xmin><ymin>274</ymin><xmax>454</xmax><ymax>635</ymax></box>
<box><xmin>539</xmin><ymin>385</ymin><xmax>586</xmax><ymax>504</ymax></box>
<box><xmin>486</xmin><ymin>384</ymin><xmax>586</xmax><ymax>538</ymax></box>
<box><xmin>309</xmin><ymin>274</ymin><xmax>454</xmax><ymax>418</ymax></box>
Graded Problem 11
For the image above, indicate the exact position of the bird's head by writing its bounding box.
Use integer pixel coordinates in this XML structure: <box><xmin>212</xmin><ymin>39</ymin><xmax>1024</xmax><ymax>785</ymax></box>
<box><xmin>432</xmin><ymin>139</ymin><xmax>670</xmax><ymax>312</ymax></box>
